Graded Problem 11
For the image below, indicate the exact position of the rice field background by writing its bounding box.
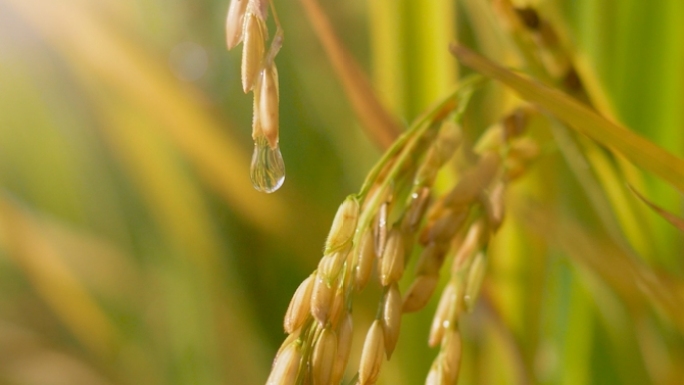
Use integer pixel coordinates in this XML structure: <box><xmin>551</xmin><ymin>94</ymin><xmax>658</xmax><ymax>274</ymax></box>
<box><xmin>0</xmin><ymin>0</ymin><xmax>683</xmax><ymax>384</ymax></box>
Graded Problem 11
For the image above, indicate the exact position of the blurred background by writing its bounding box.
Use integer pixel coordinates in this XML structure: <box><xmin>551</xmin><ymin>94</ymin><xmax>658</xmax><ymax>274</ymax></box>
<box><xmin>0</xmin><ymin>0</ymin><xmax>683</xmax><ymax>384</ymax></box>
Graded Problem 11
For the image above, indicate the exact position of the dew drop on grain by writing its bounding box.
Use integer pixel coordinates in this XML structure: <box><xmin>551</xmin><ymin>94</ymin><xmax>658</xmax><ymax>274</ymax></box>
<box><xmin>251</xmin><ymin>137</ymin><xmax>285</xmax><ymax>193</ymax></box>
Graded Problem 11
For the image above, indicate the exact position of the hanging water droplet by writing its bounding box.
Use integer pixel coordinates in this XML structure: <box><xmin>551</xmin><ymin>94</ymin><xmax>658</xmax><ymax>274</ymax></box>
<box><xmin>251</xmin><ymin>136</ymin><xmax>285</xmax><ymax>193</ymax></box>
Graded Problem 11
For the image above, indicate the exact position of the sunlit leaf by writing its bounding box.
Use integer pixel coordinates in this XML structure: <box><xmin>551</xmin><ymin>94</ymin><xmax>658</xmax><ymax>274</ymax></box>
<box><xmin>451</xmin><ymin>44</ymin><xmax>684</xmax><ymax>192</ymax></box>
<box><xmin>516</xmin><ymin>198</ymin><xmax>684</xmax><ymax>334</ymax></box>
<box><xmin>0</xmin><ymin>195</ymin><xmax>120</xmax><ymax>357</ymax></box>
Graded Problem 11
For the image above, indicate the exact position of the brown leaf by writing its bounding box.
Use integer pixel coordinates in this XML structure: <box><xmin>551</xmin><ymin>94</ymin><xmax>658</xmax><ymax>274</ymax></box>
<box><xmin>628</xmin><ymin>185</ymin><xmax>684</xmax><ymax>232</ymax></box>
<box><xmin>299</xmin><ymin>0</ymin><xmax>403</xmax><ymax>149</ymax></box>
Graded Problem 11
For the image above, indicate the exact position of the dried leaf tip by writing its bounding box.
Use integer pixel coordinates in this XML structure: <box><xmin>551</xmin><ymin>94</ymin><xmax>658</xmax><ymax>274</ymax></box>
<box><xmin>225</xmin><ymin>0</ymin><xmax>249</xmax><ymax>50</ymax></box>
<box><xmin>325</xmin><ymin>196</ymin><xmax>360</xmax><ymax>253</ymax></box>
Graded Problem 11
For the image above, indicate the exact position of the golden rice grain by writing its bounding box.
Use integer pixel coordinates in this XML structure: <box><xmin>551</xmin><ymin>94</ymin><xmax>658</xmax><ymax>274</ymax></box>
<box><xmin>463</xmin><ymin>251</ymin><xmax>487</xmax><ymax>312</ymax></box>
<box><xmin>402</xmin><ymin>274</ymin><xmax>439</xmax><ymax>313</ymax></box>
<box><xmin>241</xmin><ymin>11</ymin><xmax>266</xmax><ymax>93</ymax></box>
<box><xmin>330</xmin><ymin>312</ymin><xmax>353</xmax><ymax>385</ymax></box>
<box><xmin>311</xmin><ymin>327</ymin><xmax>337</xmax><ymax>385</ymax></box>
<box><xmin>354</xmin><ymin>229</ymin><xmax>376</xmax><ymax>291</ymax></box>
<box><xmin>379</xmin><ymin>229</ymin><xmax>405</xmax><ymax>286</ymax></box>
<box><xmin>310</xmin><ymin>273</ymin><xmax>335</xmax><ymax>325</ymax></box>
<box><xmin>283</xmin><ymin>274</ymin><xmax>314</xmax><ymax>334</ymax></box>
<box><xmin>266</xmin><ymin>339</ymin><xmax>302</xmax><ymax>385</ymax></box>
<box><xmin>382</xmin><ymin>283</ymin><xmax>402</xmax><ymax>358</ymax></box>
<box><xmin>258</xmin><ymin>63</ymin><xmax>280</xmax><ymax>149</ymax></box>
<box><xmin>359</xmin><ymin>320</ymin><xmax>385</xmax><ymax>385</ymax></box>
<box><xmin>429</xmin><ymin>282</ymin><xmax>460</xmax><ymax>348</ymax></box>
<box><xmin>225</xmin><ymin>0</ymin><xmax>248</xmax><ymax>50</ymax></box>
<box><xmin>325</xmin><ymin>196</ymin><xmax>360</xmax><ymax>254</ymax></box>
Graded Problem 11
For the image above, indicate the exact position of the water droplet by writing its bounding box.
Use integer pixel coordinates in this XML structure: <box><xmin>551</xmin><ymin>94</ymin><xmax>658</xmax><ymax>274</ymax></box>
<box><xmin>250</xmin><ymin>137</ymin><xmax>285</xmax><ymax>193</ymax></box>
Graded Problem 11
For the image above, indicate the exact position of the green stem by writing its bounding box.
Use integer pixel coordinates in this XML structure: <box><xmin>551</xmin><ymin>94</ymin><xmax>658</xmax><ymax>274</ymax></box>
<box><xmin>355</xmin><ymin>75</ymin><xmax>485</xmax><ymax>236</ymax></box>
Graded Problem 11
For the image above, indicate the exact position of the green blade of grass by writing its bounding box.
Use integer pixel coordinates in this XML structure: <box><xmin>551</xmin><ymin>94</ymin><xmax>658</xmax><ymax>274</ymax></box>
<box><xmin>450</xmin><ymin>44</ymin><xmax>684</xmax><ymax>192</ymax></box>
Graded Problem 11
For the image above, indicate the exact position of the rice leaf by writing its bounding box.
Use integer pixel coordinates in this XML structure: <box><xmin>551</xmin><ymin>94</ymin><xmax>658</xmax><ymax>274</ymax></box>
<box><xmin>517</xmin><ymin>199</ymin><xmax>684</xmax><ymax>334</ymax></box>
<box><xmin>628</xmin><ymin>185</ymin><xmax>684</xmax><ymax>232</ymax></box>
<box><xmin>299</xmin><ymin>0</ymin><xmax>403</xmax><ymax>149</ymax></box>
<box><xmin>450</xmin><ymin>44</ymin><xmax>684</xmax><ymax>192</ymax></box>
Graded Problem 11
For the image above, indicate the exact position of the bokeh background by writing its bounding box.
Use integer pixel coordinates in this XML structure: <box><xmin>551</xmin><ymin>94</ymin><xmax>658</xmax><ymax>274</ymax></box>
<box><xmin>0</xmin><ymin>0</ymin><xmax>683</xmax><ymax>384</ymax></box>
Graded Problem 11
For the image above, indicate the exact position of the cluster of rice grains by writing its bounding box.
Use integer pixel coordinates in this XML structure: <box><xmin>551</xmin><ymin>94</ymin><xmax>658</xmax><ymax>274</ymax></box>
<box><xmin>226</xmin><ymin>0</ymin><xmax>285</xmax><ymax>193</ymax></box>
<box><xmin>266</xmin><ymin>79</ymin><xmax>540</xmax><ymax>385</ymax></box>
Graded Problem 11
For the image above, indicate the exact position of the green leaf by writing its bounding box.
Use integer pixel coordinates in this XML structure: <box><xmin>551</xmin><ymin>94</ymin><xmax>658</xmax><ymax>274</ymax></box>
<box><xmin>450</xmin><ymin>44</ymin><xmax>684</xmax><ymax>192</ymax></box>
